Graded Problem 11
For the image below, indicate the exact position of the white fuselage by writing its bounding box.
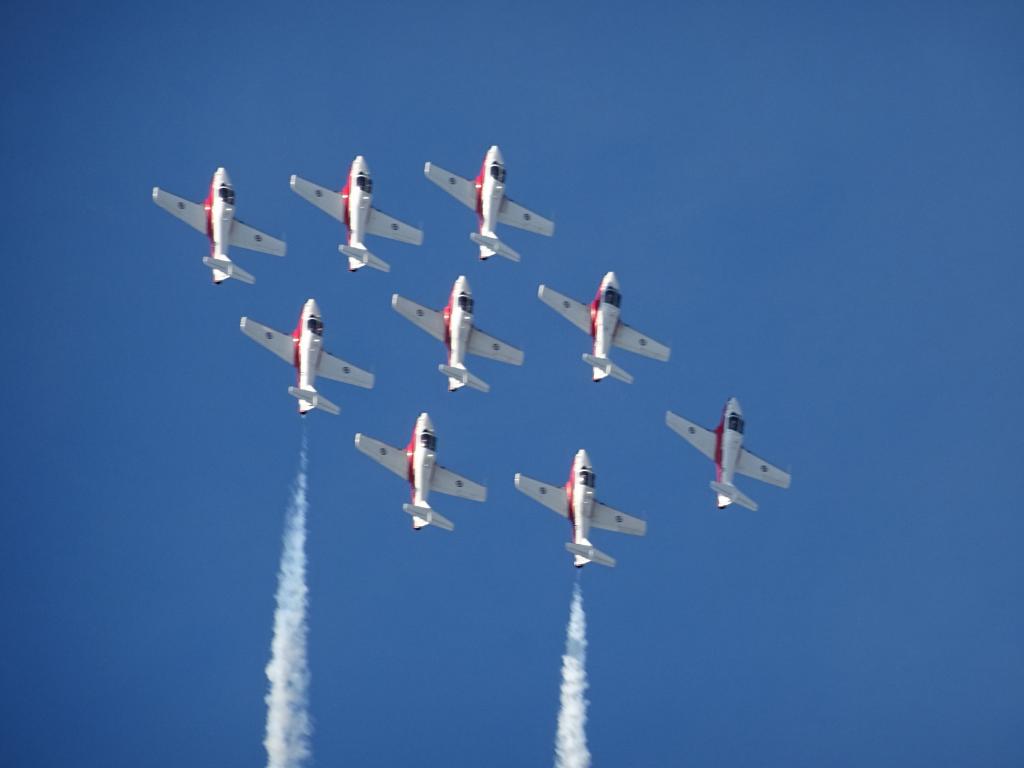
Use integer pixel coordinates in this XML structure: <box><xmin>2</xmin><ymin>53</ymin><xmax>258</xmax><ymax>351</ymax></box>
<box><xmin>444</xmin><ymin>275</ymin><xmax>474</xmax><ymax>371</ymax></box>
<box><xmin>294</xmin><ymin>299</ymin><xmax>324</xmax><ymax>403</ymax></box>
<box><xmin>344</xmin><ymin>155</ymin><xmax>373</xmax><ymax>248</ymax></box>
<box><xmin>715</xmin><ymin>398</ymin><xmax>745</xmax><ymax>501</ymax></box>
<box><xmin>566</xmin><ymin>449</ymin><xmax>596</xmax><ymax>548</ymax></box>
<box><xmin>206</xmin><ymin>167</ymin><xmax>235</xmax><ymax>260</ymax></box>
<box><xmin>590</xmin><ymin>271</ymin><xmax>622</xmax><ymax>361</ymax></box>
<box><xmin>475</xmin><ymin>145</ymin><xmax>506</xmax><ymax>238</ymax></box>
<box><xmin>408</xmin><ymin>413</ymin><xmax>437</xmax><ymax>514</ymax></box>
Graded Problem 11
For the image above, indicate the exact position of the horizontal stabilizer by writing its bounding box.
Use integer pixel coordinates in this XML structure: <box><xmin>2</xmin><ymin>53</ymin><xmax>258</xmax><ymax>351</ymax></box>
<box><xmin>582</xmin><ymin>353</ymin><xmax>633</xmax><ymax>384</ymax></box>
<box><xmin>469</xmin><ymin>233</ymin><xmax>520</xmax><ymax>262</ymax></box>
<box><xmin>287</xmin><ymin>386</ymin><xmax>340</xmax><ymax>416</ymax></box>
<box><xmin>565</xmin><ymin>542</ymin><xmax>616</xmax><ymax>568</ymax></box>
<box><xmin>709</xmin><ymin>481</ymin><xmax>758</xmax><ymax>511</ymax></box>
<box><xmin>438</xmin><ymin>364</ymin><xmax>490</xmax><ymax>393</ymax></box>
<box><xmin>402</xmin><ymin>503</ymin><xmax>454</xmax><ymax>532</ymax></box>
<box><xmin>203</xmin><ymin>256</ymin><xmax>254</xmax><ymax>285</ymax></box>
<box><xmin>339</xmin><ymin>244</ymin><xmax>390</xmax><ymax>273</ymax></box>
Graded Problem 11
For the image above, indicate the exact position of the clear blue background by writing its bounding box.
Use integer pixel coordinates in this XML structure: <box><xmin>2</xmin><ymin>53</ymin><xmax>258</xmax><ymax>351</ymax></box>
<box><xmin>2</xmin><ymin>2</ymin><xmax>1022</xmax><ymax>766</ymax></box>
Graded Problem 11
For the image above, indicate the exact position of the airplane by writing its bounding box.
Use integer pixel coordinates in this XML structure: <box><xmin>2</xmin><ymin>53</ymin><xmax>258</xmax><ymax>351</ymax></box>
<box><xmin>152</xmin><ymin>167</ymin><xmax>286</xmax><ymax>285</ymax></box>
<box><xmin>239</xmin><ymin>299</ymin><xmax>374</xmax><ymax>415</ymax></box>
<box><xmin>515</xmin><ymin>450</ymin><xmax>646</xmax><ymax>568</ymax></box>
<box><xmin>665</xmin><ymin>398</ymin><xmax>792</xmax><ymax>511</ymax></box>
<box><xmin>354</xmin><ymin>412</ymin><xmax>487</xmax><ymax>531</ymax></box>
<box><xmin>290</xmin><ymin>155</ymin><xmax>423</xmax><ymax>273</ymax></box>
<box><xmin>424</xmin><ymin>145</ymin><xmax>554</xmax><ymax>262</ymax></box>
<box><xmin>391</xmin><ymin>275</ymin><xmax>524</xmax><ymax>393</ymax></box>
<box><xmin>538</xmin><ymin>271</ymin><xmax>670</xmax><ymax>383</ymax></box>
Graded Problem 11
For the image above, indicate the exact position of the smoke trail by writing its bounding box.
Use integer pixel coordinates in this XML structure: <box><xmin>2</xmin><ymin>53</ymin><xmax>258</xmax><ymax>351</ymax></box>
<box><xmin>264</xmin><ymin>434</ymin><xmax>312</xmax><ymax>768</ymax></box>
<box><xmin>555</xmin><ymin>582</ymin><xmax>590</xmax><ymax>768</ymax></box>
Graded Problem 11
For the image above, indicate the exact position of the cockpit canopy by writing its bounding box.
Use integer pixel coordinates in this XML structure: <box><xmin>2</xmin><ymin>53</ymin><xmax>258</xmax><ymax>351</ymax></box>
<box><xmin>579</xmin><ymin>468</ymin><xmax>595</xmax><ymax>488</ymax></box>
<box><xmin>490</xmin><ymin>164</ymin><xmax>506</xmax><ymax>182</ymax></box>
<box><xmin>457</xmin><ymin>293</ymin><xmax>474</xmax><ymax>313</ymax></box>
<box><xmin>603</xmin><ymin>287</ymin><xmax>621</xmax><ymax>307</ymax></box>
<box><xmin>420</xmin><ymin>431</ymin><xmax>437</xmax><ymax>451</ymax></box>
<box><xmin>356</xmin><ymin>174</ymin><xmax>373</xmax><ymax>193</ymax></box>
<box><xmin>218</xmin><ymin>186</ymin><xmax>235</xmax><ymax>205</ymax></box>
<box><xmin>727</xmin><ymin>414</ymin><xmax>745</xmax><ymax>434</ymax></box>
<box><xmin>306</xmin><ymin>316</ymin><xmax>323</xmax><ymax>336</ymax></box>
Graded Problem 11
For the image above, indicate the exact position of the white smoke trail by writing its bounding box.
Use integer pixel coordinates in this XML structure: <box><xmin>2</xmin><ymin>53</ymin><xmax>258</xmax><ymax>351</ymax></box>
<box><xmin>555</xmin><ymin>582</ymin><xmax>590</xmax><ymax>768</ymax></box>
<box><xmin>264</xmin><ymin>435</ymin><xmax>312</xmax><ymax>768</ymax></box>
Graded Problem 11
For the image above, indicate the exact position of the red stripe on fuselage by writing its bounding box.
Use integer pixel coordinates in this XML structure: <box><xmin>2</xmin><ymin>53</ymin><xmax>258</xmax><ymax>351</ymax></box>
<box><xmin>565</xmin><ymin>465</ymin><xmax>577</xmax><ymax>541</ymax></box>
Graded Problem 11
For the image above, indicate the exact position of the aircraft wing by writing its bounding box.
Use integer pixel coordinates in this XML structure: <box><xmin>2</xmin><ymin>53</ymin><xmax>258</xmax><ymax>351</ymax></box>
<box><xmin>366</xmin><ymin>207</ymin><xmax>424</xmax><ymax>245</ymax></box>
<box><xmin>290</xmin><ymin>175</ymin><xmax>345</xmax><ymax>222</ymax></box>
<box><xmin>736</xmin><ymin>448</ymin><xmax>792</xmax><ymax>488</ymax></box>
<box><xmin>354</xmin><ymin>434</ymin><xmax>408</xmax><ymax>480</ymax></box>
<box><xmin>240</xmin><ymin>317</ymin><xmax>294</xmax><ymax>364</ymax></box>
<box><xmin>423</xmin><ymin>162</ymin><xmax>477</xmax><ymax>209</ymax></box>
<box><xmin>229</xmin><ymin>219</ymin><xmax>287</xmax><ymax>256</ymax></box>
<box><xmin>665</xmin><ymin>411</ymin><xmax>716</xmax><ymax>460</ymax></box>
<box><xmin>498</xmin><ymin>197</ymin><xmax>555</xmax><ymax>236</ymax></box>
<box><xmin>467</xmin><ymin>327</ymin><xmax>524</xmax><ymax>365</ymax></box>
<box><xmin>430</xmin><ymin>465</ymin><xmax>487</xmax><ymax>502</ymax></box>
<box><xmin>590</xmin><ymin>501</ymin><xmax>646</xmax><ymax>536</ymax></box>
<box><xmin>152</xmin><ymin>188</ymin><xmax>207</xmax><ymax>234</ymax></box>
<box><xmin>317</xmin><ymin>351</ymin><xmax>374</xmax><ymax>389</ymax></box>
<box><xmin>537</xmin><ymin>285</ymin><xmax>591</xmax><ymax>334</ymax></box>
<box><xmin>514</xmin><ymin>473</ymin><xmax>568</xmax><ymax>517</ymax></box>
<box><xmin>613</xmin><ymin>322</ymin><xmax>671</xmax><ymax>361</ymax></box>
<box><xmin>391</xmin><ymin>294</ymin><xmax>445</xmax><ymax>342</ymax></box>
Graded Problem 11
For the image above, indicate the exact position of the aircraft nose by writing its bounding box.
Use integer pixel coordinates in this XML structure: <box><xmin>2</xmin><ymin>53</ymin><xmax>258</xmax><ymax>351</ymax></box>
<box><xmin>578</xmin><ymin>448</ymin><xmax>591</xmax><ymax>467</ymax></box>
<box><xmin>217</xmin><ymin>167</ymin><xmax>230</xmax><ymax>183</ymax></box>
<box><xmin>605</xmin><ymin>271</ymin><xmax>619</xmax><ymax>288</ymax></box>
<box><xmin>490</xmin><ymin>145</ymin><xmax>503</xmax><ymax>163</ymax></box>
<box><xmin>306</xmin><ymin>298</ymin><xmax>320</xmax><ymax>315</ymax></box>
<box><xmin>420</xmin><ymin>412</ymin><xmax>434</xmax><ymax>431</ymax></box>
<box><xmin>728</xmin><ymin>397</ymin><xmax>742</xmax><ymax>414</ymax></box>
<box><xmin>456</xmin><ymin>275</ymin><xmax>471</xmax><ymax>294</ymax></box>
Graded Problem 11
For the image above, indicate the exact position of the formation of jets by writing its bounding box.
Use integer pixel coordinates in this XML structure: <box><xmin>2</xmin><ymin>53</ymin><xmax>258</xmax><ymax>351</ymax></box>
<box><xmin>153</xmin><ymin>146</ymin><xmax>793</xmax><ymax>568</ymax></box>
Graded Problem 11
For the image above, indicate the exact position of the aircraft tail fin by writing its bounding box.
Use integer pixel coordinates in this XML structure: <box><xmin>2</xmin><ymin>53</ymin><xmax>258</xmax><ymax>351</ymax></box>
<box><xmin>438</xmin><ymin>363</ymin><xmax>490</xmax><ymax>393</ymax></box>
<box><xmin>469</xmin><ymin>232</ymin><xmax>520</xmax><ymax>262</ymax></box>
<box><xmin>565</xmin><ymin>540</ymin><xmax>616</xmax><ymax>568</ymax></box>
<box><xmin>340</xmin><ymin>244</ymin><xmax>391</xmax><ymax>273</ymax></box>
<box><xmin>402</xmin><ymin>503</ymin><xmax>454</xmax><ymax>532</ymax></box>
<box><xmin>203</xmin><ymin>256</ymin><xmax>255</xmax><ymax>285</ymax></box>
<box><xmin>287</xmin><ymin>386</ymin><xmax>340</xmax><ymax>416</ymax></box>
<box><xmin>709</xmin><ymin>481</ymin><xmax>758</xmax><ymax>511</ymax></box>
<box><xmin>582</xmin><ymin>353</ymin><xmax>633</xmax><ymax>384</ymax></box>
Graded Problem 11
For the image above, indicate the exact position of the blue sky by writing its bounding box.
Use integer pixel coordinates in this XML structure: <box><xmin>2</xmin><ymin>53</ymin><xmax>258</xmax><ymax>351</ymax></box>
<box><xmin>2</xmin><ymin>1</ymin><xmax>1023</xmax><ymax>766</ymax></box>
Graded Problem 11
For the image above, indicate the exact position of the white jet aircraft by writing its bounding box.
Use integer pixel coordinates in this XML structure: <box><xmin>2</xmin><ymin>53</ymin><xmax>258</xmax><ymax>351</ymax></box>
<box><xmin>424</xmin><ymin>145</ymin><xmax>554</xmax><ymax>262</ymax></box>
<box><xmin>391</xmin><ymin>275</ymin><xmax>524</xmax><ymax>393</ymax></box>
<box><xmin>515</xmin><ymin>450</ymin><xmax>646</xmax><ymax>568</ymax></box>
<box><xmin>290</xmin><ymin>155</ymin><xmax>423</xmax><ymax>273</ymax></box>
<box><xmin>538</xmin><ymin>271</ymin><xmax>670</xmax><ymax>383</ymax></box>
<box><xmin>354</xmin><ymin>413</ymin><xmax>487</xmax><ymax>531</ymax></box>
<box><xmin>666</xmin><ymin>398</ymin><xmax>792</xmax><ymax>511</ymax></box>
<box><xmin>152</xmin><ymin>167</ymin><xmax>286</xmax><ymax>285</ymax></box>
<box><xmin>239</xmin><ymin>299</ymin><xmax>374</xmax><ymax>415</ymax></box>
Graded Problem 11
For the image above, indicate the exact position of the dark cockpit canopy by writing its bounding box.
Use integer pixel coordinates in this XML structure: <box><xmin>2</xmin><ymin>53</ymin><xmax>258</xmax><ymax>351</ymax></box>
<box><xmin>421</xmin><ymin>431</ymin><xmax>437</xmax><ymax>451</ymax></box>
<box><xmin>603</xmin><ymin>287</ymin><xmax>621</xmax><ymax>307</ymax></box>
<box><xmin>306</xmin><ymin>316</ymin><xmax>323</xmax><ymax>336</ymax></box>
<box><xmin>356</xmin><ymin>174</ymin><xmax>373</xmax><ymax>193</ymax></box>
<box><xmin>218</xmin><ymin>186</ymin><xmax>235</xmax><ymax>205</ymax></box>
<box><xmin>579</xmin><ymin>468</ymin><xmax>595</xmax><ymax>488</ymax></box>
<box><xmin>727</xmin><ymin>414</ymin><xmax>745</xmax><ymax>434</ymax></box>
<box><xmin>457</xmin><ymin>293</ymin><xmax>474</xmax><ymax>313</ymax></box>
<box><xmin>490</xmin><ymin>163</ymin><xmax>506</xmax><ymax>182</ymax></box>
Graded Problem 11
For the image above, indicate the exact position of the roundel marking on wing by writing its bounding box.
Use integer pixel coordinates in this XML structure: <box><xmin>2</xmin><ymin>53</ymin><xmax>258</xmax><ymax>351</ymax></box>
<box><xmin>761</xmin><ymin>465</ymin><xmax>769</xmax><ymax>473</ymax></box>
<box><xmin>416</xmin><ymin>309</ymin><xmax>424</xmax><ymax>317</ymax></box>
<box><xmin>265</xmin><ymin>332</ymin><xmax>273</xmax><ymax>340</ymax></box>
<box><xmin>448</xmin><ymin>177</ymin><xmax>456</xmax><ymax>185</ymax></box>
<box><xmin>455</xmin><ymin>480</ymin><xmax>464</xmax><ymax>488</ymax></box>
<box><xmin>539</xmin><ymin>486</ymin><xmax>547</xmax><ymax>495</ymax></box>
<box><xmin>492</xmin><ymin>342</ymin><xmax>500</xmax><ymax>351</ymax></box>
<box><xmin>615</xmin><ymin>515</ymin><xmax>624</xmax><ymax>523</ymax></box>
<box><xmin>639</xmin><ymin>338</ymin><xmax>648</xmax><ymax>346</ymax></box>
<box><xmin>391</xmin><ymin>223</ymin><xmax>399</xmax><ymax>231</ymax></box>
<box><xmin>254</xmin><ymin>234</ymin><xmax>263</xmax><ymax>242</ymax></box>
<box><xmin>315</xmin><ymin>189</ymin><xmax>323</xmax><ymax>197</ymax></box>
<box><xmin>688</xmin><ymin>426</ymin><xmax>696</xmax><ymax>435</ymax></box>
<box><xmin>379</xmin><ymin>447</ymin><xmax>387</xmax><ymax>456</ymax></box>
<box><xmin>177</xmin><ymin>201</ymin><xmax>185</xmax><ymax>210</ymax></box>
<box><xmin>524</xmin><ymin>212</ymin><xmax>532</xmax><ymax>221</ymax></box>
<box><xmin>343</xmin><ymin>366</ymin><xmax>351</xmax><ymax>374</ymax></box>
<box><xmin>562</xmin><ymin>300</ymin><xmax>570</xmax><ymax>309</ymax></box>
